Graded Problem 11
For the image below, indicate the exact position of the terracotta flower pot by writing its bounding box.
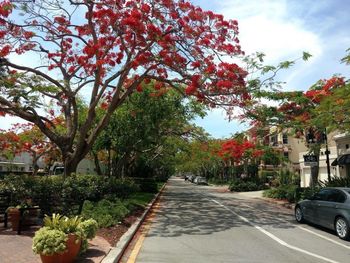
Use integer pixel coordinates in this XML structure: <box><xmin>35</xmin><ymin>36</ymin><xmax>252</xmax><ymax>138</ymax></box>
<box><xmin>39</xmin><ymin>234</ymin><xmax>81</xmax><ymax>263</ymax></box>
<box><xmin>64</xmin><ymin>234</ymin><xmax>82</xmax><ymax>262</ymax></box>
<box><xmin>7</xmin><ymin>208</ymin><xmax>20</xmax><ymax>231</ymax></box>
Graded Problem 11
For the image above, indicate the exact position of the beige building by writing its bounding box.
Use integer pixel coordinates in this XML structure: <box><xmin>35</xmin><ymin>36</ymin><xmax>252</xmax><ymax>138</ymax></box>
<box><xmin>333</xmin><ymin>133</ymin><xmax>350</xmax><ymax>178</ymax></box>
<box><xmin>249</xmin><ymin>126</ymin><xmax>347</xmax><ymax>187</ymax></box>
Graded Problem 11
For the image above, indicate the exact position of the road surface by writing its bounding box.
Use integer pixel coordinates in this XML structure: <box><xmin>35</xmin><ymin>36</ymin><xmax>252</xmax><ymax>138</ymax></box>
<box><xmin>121</xmin><ymin>178</ymin><xmax>350</xmax><ymax>263</ymax></box>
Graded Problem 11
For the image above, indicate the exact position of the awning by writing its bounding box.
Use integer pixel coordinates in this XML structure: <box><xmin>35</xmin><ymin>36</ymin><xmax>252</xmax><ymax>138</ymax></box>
<box><xmin>332</xmin><ymin>154</ymin><xmax>350</xmax><ymax>166</ymax></box>
<box><xmin>331</xmin><ymin>159</ymin><xmax>338</xmax><ymax>166</ymax></box>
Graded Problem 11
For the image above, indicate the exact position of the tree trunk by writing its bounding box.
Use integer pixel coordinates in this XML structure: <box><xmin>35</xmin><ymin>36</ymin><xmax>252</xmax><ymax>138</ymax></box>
<box><xmin>63</xmin><ymin>156</ymin><xmax>79</xmax><ymax>178</ymax></box>
<box><xmin>92</xmin><ymin>151</ymin><xmax>103</xmax><ymax>176</ymax></box>
<box><xmin>309</xmin><ymin>146</ymin><xmax>321</xmax><ymax>188</ymax></box>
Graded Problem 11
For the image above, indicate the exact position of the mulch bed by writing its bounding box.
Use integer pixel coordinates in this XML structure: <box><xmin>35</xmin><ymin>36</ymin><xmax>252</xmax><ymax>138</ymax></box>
<box><xmin>97</xmin><ymin>207</ymin><xmax>145</xmax><ymax>247</ymax></box>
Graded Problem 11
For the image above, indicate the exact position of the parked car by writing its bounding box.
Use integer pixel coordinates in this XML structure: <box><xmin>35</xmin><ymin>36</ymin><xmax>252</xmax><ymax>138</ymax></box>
<box><xmin>194</xmin><ymin>176</ymin><xmax>208</xmax><ymax>185</ymax></box>
<box><xmin>295</xmin><ymin>187</ymin><xmax>350</xmax><ymax>240</ymax></box>
<box><xmin>187</xmin><ymin>175</ymin><xmax>195</xmax><ymax>183</ymax></box>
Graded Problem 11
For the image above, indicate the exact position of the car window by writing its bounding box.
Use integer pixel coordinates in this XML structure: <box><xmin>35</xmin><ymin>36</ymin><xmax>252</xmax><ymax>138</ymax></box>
<box><xmin>327</xmin><ymin>190</ymin><xmax>346</xmax><ymax>203</ymax></box>
<box><xmin>313</xmin><ymin>189</ymin><xmax>332</xmax><ymax>201</ymax></box>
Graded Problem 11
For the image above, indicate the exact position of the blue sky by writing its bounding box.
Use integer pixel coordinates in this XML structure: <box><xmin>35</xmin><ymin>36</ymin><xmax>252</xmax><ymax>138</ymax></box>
<box><xmin>192</xmin><ymin>0</ymin><xmax>350</xmax><ymax>138</ymax></box>
<box><xmin>1</xmin><ymin>0</ymin><xmax>349</xmax><ymax>139</ymax></box>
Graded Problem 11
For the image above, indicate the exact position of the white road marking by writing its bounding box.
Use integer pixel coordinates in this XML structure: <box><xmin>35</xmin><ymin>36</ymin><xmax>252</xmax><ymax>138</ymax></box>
<box><xmin>298</xmin><ymin>226</ymin><xmax>350</xmax><ymax>249</ymax></box>
<box><xmin>211</xmin><ymin>199</ymin><xmax>340</xmax><ymax>263</ymax></box>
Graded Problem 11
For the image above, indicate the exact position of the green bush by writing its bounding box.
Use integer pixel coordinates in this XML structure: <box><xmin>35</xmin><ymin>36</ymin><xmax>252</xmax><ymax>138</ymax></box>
<box><xmin>32</xmin><ymin>227</ymin><xmax>67</xmax><ymax>256</ymax></box>
<box><xmin>78</xmin><ymin>219</ymin><xmax>98</xmax><ymax>240</ymax></box>
<box><xmin>263</xmin><ymin>185</ymin><xmax>298</xmax><ymax>203</ymax></box>
<box><xmin>229</xmin><ymin>178</ymin><xmax>266</xmax><ymax>192</ymax></box>
<box><xmin>321</xmin><ymin>176</ymin><xmax>350</xmax><ymax>187</ymax></box>
<box><xmin>135</xmin><ymin>178</ymin><xmax>158</xmax><ymax>193</ymax></box>
<box><xmin>208</xmin><ymin>178</ymin><xmax>229</xmax><ymax>185</ymax></box>
<box><xmin>81</xmin><ymin>199</ymin><xmax>130</xmax><ymax>228</ymax></box>
<box><xmin>123</xmin><ymin>192</ymin><xmax>155</xmax><ymax>211</ymax></box>
<box><xmin>0</xmin><ymin>174</ymin><xmax>139</xmax><ymax>216</ymax></box>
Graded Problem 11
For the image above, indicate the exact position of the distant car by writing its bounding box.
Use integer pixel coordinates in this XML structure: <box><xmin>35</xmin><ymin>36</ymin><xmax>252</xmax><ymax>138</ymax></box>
<box><xmin>194</xmin><ymin>176</ymin><xmax>208</xmax><ymax>185</ymax></box>
<box><xmin>295</xmin><ymin>187</ymin><xmax>350</xmax><ymax>240</ymax></box>
<box><xmin>188</xmin><ymin>175</ymin><xmax>196</xmax><ymax>183</ymax></box>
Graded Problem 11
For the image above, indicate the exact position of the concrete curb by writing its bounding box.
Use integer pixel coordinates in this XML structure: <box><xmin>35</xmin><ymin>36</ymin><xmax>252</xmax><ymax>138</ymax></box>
<box><xmin>101</xmin><ymin>183</ymin><xmax>167</xmax><ymax>263</ymax></box>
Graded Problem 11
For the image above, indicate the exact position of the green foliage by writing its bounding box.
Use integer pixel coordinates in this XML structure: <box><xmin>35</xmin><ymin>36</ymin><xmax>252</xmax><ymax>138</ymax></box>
<box><xmin>320</xmin><ymin>176</ymin><xmax>350</xmax><ymax>187</ymax></box>
<box><xmin>302</xmin><ymin>52</ymin><xmax>312</xmax><ymax>61</ymax></box>
<box><xmin>136</xmin><ymin>178</ymin><xmax>158</xmax><ymax>193</ymax></box>
<box><xmin>229</xmin><ymin>177</ymin><xmax>267</xmax><ymax>192</ymax></box>
<box><xmin>276</xmin><ymin>169</ymin><xmax>300</xmax><ymax>186</ymax></box>
<box><xmin>263</xmin><ymin>185</ymin><xmax>298</xmax><ymax>202</ymax></box>
<box><xmin>0</xmin><ymin>174</ymin><xmax>138</xmax><ymax>216</ymax></box>
<box><xmin>208</xmin><ymin>177</ymin><xmax>229</xmax><ymax>185</ymax></box>
<box><xmin>78</xmin><ymin>219</ymin><xmax>98</xmax><ymax>240</ymax></box>
<box><xmin>259</xmin><ymin>170</ymin><xmax>277</xmax><ymax>184</ymax></box>
<box><xmin>32</xmin><ymin>227</ymin><xmax>67</xmax><ymax>255</ymax></box>
<box><xmin>341</xmin><ymin>48</ymin><xmax>350</xmax><ymax>65</ymax></box>
<box><xmin>262</xmin><ymin>185</ymin><xmax>317</xmax><ymax>203</ymax></box>
<box><xmin>123</xmin><ymin>192</ymin><xmax>155</xmax><ymax>211</ymax></box>
<box><xmin>81</xmin><ymin>199</ymin><xmax>129</xmax><ymax>228</ymax></box>
<box><xmin>94</xmin><ymin>82</ymin><xmax>205</xmax><ymax>178</ymax></box>
<box><xmin>40</xmin><ymin>213</ymin><xmax>98</xmax><ymax>254</ymax></box>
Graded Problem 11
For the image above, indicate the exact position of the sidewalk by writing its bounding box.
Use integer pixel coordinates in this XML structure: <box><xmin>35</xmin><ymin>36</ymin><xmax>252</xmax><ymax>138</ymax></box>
<box><xmin>213</xmin><ymin>185</ymin><xmax>295</xmax><ymax>209</ymax></box>
<box><xmin>0</xmin><ymin>226</ymin><xmax>111</xmax><ymax>263</ymax></box>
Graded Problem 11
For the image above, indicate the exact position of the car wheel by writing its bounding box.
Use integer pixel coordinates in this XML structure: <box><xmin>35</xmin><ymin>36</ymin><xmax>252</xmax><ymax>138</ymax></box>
<box><xmin>295</xmin><ymin>206</ymin><xmax>304</xmax><ymax>223</ymax></box>
<box><xmin>335</xmin><ymin>217</ymin><xmax>350</xmax><ymax>240</ymax></box>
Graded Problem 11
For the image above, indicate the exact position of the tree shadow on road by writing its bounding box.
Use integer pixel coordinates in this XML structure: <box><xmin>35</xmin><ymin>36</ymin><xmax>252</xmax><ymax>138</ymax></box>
<box><xmin>146</xmin><ymin>183</ymin><xmax>298</xmax><ymax>238</ymax></box>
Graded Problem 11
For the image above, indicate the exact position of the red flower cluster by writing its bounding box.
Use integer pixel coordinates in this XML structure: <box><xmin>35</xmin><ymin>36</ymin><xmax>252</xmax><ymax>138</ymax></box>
<box><xmin>217</xmin><ymin>139</ymin><xmax>263</xmax><ymax>162</ymax></box>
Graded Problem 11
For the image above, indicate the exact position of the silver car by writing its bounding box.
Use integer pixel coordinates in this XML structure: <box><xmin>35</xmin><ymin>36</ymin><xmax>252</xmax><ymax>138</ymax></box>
<box><xmin>295</xmin><ymin>187</ymin><xmax>350</xmax><ymax>240</ymax></box>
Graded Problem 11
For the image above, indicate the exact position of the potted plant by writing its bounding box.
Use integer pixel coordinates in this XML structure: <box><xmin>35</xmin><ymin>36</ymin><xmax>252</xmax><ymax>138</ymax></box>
<box><xmin>6</xmin><ymin>200</ymin><xmax>40</xmax><ymax>231</ymax></box>
<box><xmin>6</xmin><ymin>206</ymin><xmax>21</xmax><ymax>231</ymax></box>
<box><xmin>33</xmin><ymin>214</ymin><xmax>98</xmax><ymax>263</ymax></box>
<box><xmin>32</xmin><ymin>227</ymin><xmax>68</xmax><ymax>263</ymax></box>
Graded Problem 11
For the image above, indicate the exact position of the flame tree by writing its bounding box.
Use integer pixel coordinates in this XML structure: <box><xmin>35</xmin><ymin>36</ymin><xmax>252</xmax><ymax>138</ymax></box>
<box><xmin>0</xmin><ymin>0</ymin><xmax>251</xmax><ymax>176</ymax></box>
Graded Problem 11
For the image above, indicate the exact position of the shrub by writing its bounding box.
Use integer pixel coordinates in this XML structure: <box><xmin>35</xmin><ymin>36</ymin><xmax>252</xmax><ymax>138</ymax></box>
<box><xmin>32</xmin><ymin>227</ymin><xmax>67</xmax><ymax>256</ymax></box>
<box><xmin>320</xmin><ymin>176</ymin><xmax>350</xmax><ymax>187</ymax></box>
<box><xmin>123</xmin><ymin>192</ymin><xmax>155</xmax><ymax>211</ymax></box>
<box><xmin>135</xmin><ymin>178</ymin><xmax>158</xmax><ymax>193</ymax></box>
<box><xmin>78</xmin><ymin>218</ymin><xmax>99</xmax><ymax>253</ymax></box>
<box><xmin>81</xmin><ymin>199</ymin><xmax>129</xmax><ymax>228</ymax></box>
<box><xmin>263</xmin><ymin>185</ymin><xmax>299</xmax><ymax>203</ymax></box>
<box><xmin>229</xmin><ymin>179</ymin><xmax>266</xmax><ymax>192</ymax></box>
<box><xmin>0</xmin><ymin>174</ymin><xmax>139</xmax><ymax>216</ymax></box>
<box><xmin>208</xmin><ymin>178</ymin><xmax>229</xmax><ymax>185</ymax></box>
<box><xmin>78</xmin><ymin>219</ymin><xmax>98</xmax><ymax>240</ymax></box>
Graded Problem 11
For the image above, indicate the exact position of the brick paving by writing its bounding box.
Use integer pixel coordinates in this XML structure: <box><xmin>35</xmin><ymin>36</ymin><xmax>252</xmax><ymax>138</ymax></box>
<box><xmin>0</xmin><ymin>228</ymin><xmax>41</xmax><ymax>263</ymax></box>
<box><xmin>0</xmin><ymin>226</ymin><xmax>111</xmax><ymax>263</ymax></box>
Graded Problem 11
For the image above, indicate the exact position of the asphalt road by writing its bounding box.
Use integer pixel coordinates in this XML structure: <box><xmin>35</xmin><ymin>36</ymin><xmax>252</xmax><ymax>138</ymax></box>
<box><xmin>126</xmin><ymin>178</ymin><xmax>350</xmax><ymax>263</ymax></box>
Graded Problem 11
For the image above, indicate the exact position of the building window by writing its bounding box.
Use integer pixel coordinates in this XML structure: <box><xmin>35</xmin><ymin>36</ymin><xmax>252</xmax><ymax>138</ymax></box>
<box><xmin>0</xmin><ymin>166</ymin><xmax>2</xmax><ymax>171</ymax></box>
<box><xmin>282</xmin><ymin>133</ymin><xmax>288</xmax><ymax>144</ymax></box>
<box><xmin>283</xmin><ymin>152</ymin><xmax>289</xmax><ymax>159</ymax></box>
<box><xmin>270</xmin><ymin>134</ymin><xmax>278</xmax><ymax>146</ymax></box>
<box><xmin>346</xmin><ymin>144</ymin><xmax>349</xmax><ymax>149</ymax></box>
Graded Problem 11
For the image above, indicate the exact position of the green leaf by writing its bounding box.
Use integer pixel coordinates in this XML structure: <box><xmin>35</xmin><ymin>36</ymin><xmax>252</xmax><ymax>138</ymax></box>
<box><xmin>302</xmin><ymin>52</ymin><xmax>312</xmax><ymax>61</ymax></box>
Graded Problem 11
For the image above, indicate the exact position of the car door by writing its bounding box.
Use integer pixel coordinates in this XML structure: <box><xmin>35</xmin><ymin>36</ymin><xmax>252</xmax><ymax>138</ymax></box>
<box><xmin>309</xmin><ymin>189</ymin><xmax>332</xmax><ymax>226</ymax></box>
<box><xmin>317</xmin><ymin>189</ymin><xmax>346</xmax><ymax>229</ymax></box>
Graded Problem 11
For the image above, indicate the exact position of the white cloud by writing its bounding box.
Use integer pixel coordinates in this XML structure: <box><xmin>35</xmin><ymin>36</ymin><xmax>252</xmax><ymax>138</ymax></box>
<box><xmin>217</xmin><ymin>0</ymin><xmax>322</xmax><ymax>63</ymax></box>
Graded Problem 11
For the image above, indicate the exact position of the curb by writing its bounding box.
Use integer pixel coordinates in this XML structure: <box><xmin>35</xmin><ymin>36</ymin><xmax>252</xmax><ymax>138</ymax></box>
<box><xmin>101</xmin><ymin>183</ymin><xmax>167</xmax><ymax>263</ymax></box>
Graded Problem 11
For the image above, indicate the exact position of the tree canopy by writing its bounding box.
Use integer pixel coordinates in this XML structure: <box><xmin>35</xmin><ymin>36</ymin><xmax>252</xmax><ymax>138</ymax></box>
<box><xmin>0</xmin><ymin>0</ymin><xmax>250</xmax><ymax>175</ymax></box>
